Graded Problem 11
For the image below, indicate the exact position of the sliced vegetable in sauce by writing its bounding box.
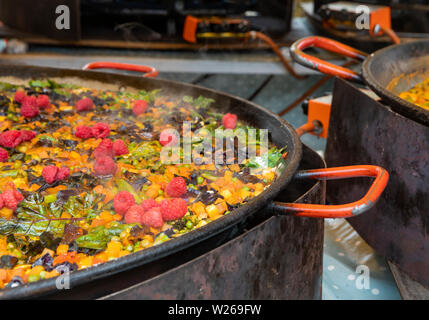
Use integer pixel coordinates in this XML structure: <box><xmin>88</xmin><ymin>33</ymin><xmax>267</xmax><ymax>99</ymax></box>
<box><xmin>0</xmin><ymin>79</ymin><xmax>286</xmax><ymax>288</ymax></box>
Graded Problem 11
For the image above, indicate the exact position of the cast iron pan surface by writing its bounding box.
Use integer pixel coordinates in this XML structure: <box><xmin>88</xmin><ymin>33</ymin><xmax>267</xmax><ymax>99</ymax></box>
<box><xmin>0</xmin><ymin>64</ymin><xmax>303</xmax><ymax>299</ymax></box>
<box><xmin>362</xmin><ymin>40</ymin><xmax>429</xmax><ymax>127</ymax></box>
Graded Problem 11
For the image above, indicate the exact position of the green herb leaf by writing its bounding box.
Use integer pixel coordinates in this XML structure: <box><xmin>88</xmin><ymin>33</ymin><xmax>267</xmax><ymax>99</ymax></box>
<box><xmin>245</xmin><ymin>147</ymin><xmax>286</xmax><ymax>169</ymax></box>
<box><xmin>75</xmin><ymin>224</ymin><xmax>133</xmax><ymax>249</ymax></box>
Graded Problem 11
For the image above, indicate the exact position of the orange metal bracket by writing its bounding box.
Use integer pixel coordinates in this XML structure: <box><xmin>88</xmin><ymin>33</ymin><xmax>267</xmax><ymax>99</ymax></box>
<box><xmin>273</xmin><ymin>165</ymin><xmax>389</xmax><ymax>218</ymax></box>
<box><xmin>306</xmin><ymin>95</ymin><xmax>332</xmax><ymax>139</ymax></box>
<box><xmin>183</xmin><ymin>15</ymin><xmax>250</xmax><ymax>44</ymax></box>
<box><xmin>296</xmin><ymin>95</ymin><xmax>332</xmax><ymax>138</ymax></box>
<box><xmin>369</xmin><ymin>6</ymin><xmax>391</xmax><ymax>37</ymax></box>
<box><xmin>183</xmin><ymin>15</ymin><xmax>200</xmax><ymax>43</ymax></box>
<box><xmin>369</xmin><ymin>7</ymin><xmax>400</xmax><ymax>44</ymax></box>
<box><xmin>296</xmin><ymin>121</ymin><xmax>318</xmax><ymax>137</ymax></box>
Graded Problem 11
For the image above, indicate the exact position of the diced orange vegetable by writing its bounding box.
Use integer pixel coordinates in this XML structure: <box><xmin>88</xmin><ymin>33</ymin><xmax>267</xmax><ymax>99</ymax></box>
<box><xmin>106</xmin><ymin>241</ymin><xmax>122</xmax><ymax>258</ymax></box>
<box><xmin>0</xmin><ymin>269</ymin><xmax>7</xmax><ymax>282</ymax></box>
<box><xmin>0</xmin><ymin>208</ymin><xmax>13</xmax><ymax>219</ymax></box>
<box><xmin>29</xmin><ymin>266</ymin><xmax>45</xmax><ymax>276</ymax></box>
<box><xmin>56</xmin><ymin>244</ymin><xmax>69</xmax><ymax>256</ymax></box>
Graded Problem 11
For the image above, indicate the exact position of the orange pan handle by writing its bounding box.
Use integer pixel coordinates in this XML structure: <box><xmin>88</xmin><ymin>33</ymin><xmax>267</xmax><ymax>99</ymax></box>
<box><xmin>290</xmin><ymin>36</ymin><xmax>368</xmax><ymax>83</ymax></box>
<box><xmin>83</xmin><ymin>61</ymin><xmax>159</xmax><ymax>78</ymax></box>
<box><xmin>272</xmin><ymin>165</ymin><xmax>389</xmax><ymax>218</ymax></box>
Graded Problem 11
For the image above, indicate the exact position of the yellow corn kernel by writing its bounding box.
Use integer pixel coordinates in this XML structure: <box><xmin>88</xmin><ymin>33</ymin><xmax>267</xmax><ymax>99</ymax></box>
<box><xmin>192</xmin><ymin>202</ymin><xmax>206</xmax><ymax>215</ymax></box>
<box><xmin>193</xmin><ymin>202</ymin><xmax>207</xmax><ymax>219</ymax></box>
<box><xmin>215</xmin><ymin>202</ymin><xmax>228</xmax><ymax>215</ymax></box>
<box><xmin>13</xmin><ymin>178</ymin><xmax>27</xmax><ymax>189</ymax></box>
<box><xmin>224</xmin><ymin>170</ymin><xmax>233</xmax><ymax>180</ymax></box>
<box><xmin>155</xmin><ymin>195</ymin><xmax>165</xmax><ymax>202</ymax></box>
<box><xmin>60</xmin><ymin>212</ymin><xmax>72</xmax><ymax>219</ymax></box>
<box><xmin>206</xmin><ymin>204</ymin><xmax>220</xmax><ymax>219</ymax></box>
<box><xmin>146</xmin><ymin>184</ymin><xmax>161</xmax><ymax>199</ymax></box>
<box><xmin>29</xmin><ymin>266</ymin><xmax>45</xmax><ymax>276</ymax></box>
<box><xmin>0</xmin><ymin>208</ymin><xmax>13</xmax><ymax>219</ymax></box>
<box><xmin>220</xmin><ymin>189</ymin><xmax>233</xmax><ymax>200</ymax></box>
<box><xmin>13</xmin><ymin>264</ymin><xmax>31</xmax><ymax>271</ymax></box>
<box><xmin>59</xmin><ymin>105</ymin><xmax>73</xmax><ymax>112</ymax></box>
<box><xmin>0</xmin><ymin>238</ymin><xmax>7</xmax><ymax>251</ymax></box>
<box><xmin>262</xmin><ymin>169</ymin><xmax>275</xmax><ymax>182</ymax></box>
<box><xmin>196</xmin><ymin>220</ymin><xmax>208</xmax><ymax>228</ymax></box>
<box><xmin>40</xmin><ymin>248</ymin><xmax>55</xmax><ymax>258</ymax></box>
<box><xmin>100</xmin><ymin>210</ymin><xmax>114</xmax><ymax>223</ymax></box>
<box><xmin>254</xmin><ymin>183</ymin><xmax>265</xmax><ymax>192</ymax></box>
<box><xmin>70</xmin><ymin>151</ymin><xmax>81</xmax><ymax>160</ymax></box>
<box><xmin>78</xmin><ymin>256</ymin><xmax>93</xmax><ymax>269</ymax></box>
<box><xmin>106</xmin><ymin>240</ymin><xmax>122</xmax><ymax>258</ymax></box>
<box><xmin>119</xmin><ymin>250</ymin><xmax>129</xmax><ymax>257</ymax></box>
<box><xmin>56</xmin><ymin>244</ymin><xmax>69</xmax><ymax>256</ymax></box>
<box><xmin>240</xmin><ymin>189</ymin><xmax>251</xmax><ymax>200</ymax></box>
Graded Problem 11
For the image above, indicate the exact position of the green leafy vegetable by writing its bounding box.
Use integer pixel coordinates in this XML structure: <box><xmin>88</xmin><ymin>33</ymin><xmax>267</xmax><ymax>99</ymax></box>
<box><xmin>0</xmin><ymin>81</ymin><xmax>17</xmax><ymax>91</ymax></box>
<box><xmin>153</xmin><ymin>232</ymin><xmax>170</xmax><ymax>246</ymax></box>
<box><xmin>75</xmin><ymin>224</ymin><xmax>133</xmax><ymax>249</ymax></box>
<box><xmin>28</xmin><ymin>79</ymin><xmax>64</xmax><ymax>89</ymax></box>
<box><xmin>183</xmin><ymin>95</ymin><xmax>215</xmax><ymax>109</ymax></box>
<box><xmin>245</xmin><ymin>147</ymin><xmax>286</xmax><ymax>169</ymax></box>
<box><xmin>0</xmin><ymin>192</ymin><xmax>104</xmax><ymax>238</ymax></box>
<box><xmin>129</xmin><ymin>141</ymin><xmax>160</xmax><ymax>160</ymax></box>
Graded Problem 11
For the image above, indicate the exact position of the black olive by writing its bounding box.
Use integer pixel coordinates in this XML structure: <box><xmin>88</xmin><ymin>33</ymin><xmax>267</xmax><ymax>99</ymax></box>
<box><xmin>32</xmin><ymin>253</ymin><xmax>54</xmax><ymax>271</ymax></box>
<box><xmin>54</xmin><ymin>261</ymin><xmax>79</xmax><ymax>273</ymax></box>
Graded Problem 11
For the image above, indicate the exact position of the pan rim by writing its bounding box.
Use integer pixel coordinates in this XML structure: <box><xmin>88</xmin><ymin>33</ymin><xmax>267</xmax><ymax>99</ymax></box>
<box><xmin>0</xmin><ymin>64</ymin><xmax>302</xmax><ymax>299</ymax></box>
<box><xmin>362</xmin><ymin>39</ymin><xmax>429</xmax><ymax>128</ymax></box>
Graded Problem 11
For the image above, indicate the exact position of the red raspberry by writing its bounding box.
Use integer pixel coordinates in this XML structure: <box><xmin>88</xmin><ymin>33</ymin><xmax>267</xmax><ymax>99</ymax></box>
<box><xmin>93</xmin><ymin>139</ymin><xmax>114</xmax><ymax>159</ymax></box>
<box><xmin>165</xmin><ymin>177</ymin><xmax>187</xmax><ymax>198</ymax></box>
<box><xmin>0</xmin><ymin>148</ymin><xmax>8</xmax><ymax>162</ymax></box>
<box><xmin>20</xmin><ymin>130</ymin><xmax>36</xmax><ymax>142</ymax></box>
<box><xmin>92</xmin><ymin>122</ymin><xmax>110</xmax><ymax>139</ymax></box>
<box><xmin>2</xmin><ymin>189</ymin><xmax>22</xmax><ymax>211</ymax></box>
<box><xmin>75</xmin><ymin>125</ymin><xmax>94</xmax><ymax>139</ymax></box>
<box><xmin>0</xmin><ymin>194</ymin><xmax>4</xmax><ymax>209</ymax></box>
<box><xmin>124</xmin><ymin>205</ymin><xmax>145</xmax><ymax>224</ymax></box>
<box><xmin>132</xmin><ymin>100</ymin><xmax>148</xmax><ymax>116</ymax></box>
<box><xmin>42</xmin><ymin>165</ymin><xmax>59</xmax><ymax>184</ymax></box>
<box><xmin>36</xmin><ymin>95</ymin><xmax>50</xmax><ymax>109</ymax></box>
<box><xmin>22</xmin><ymin>96</ymin><xmax>37</xmax><ymax>108</ymax></box>
<box><xmin>112</xmin><ymin>139</ymin><xmax>128</xmax><ymax>156</ymax></box>
<box><xmin>114</xmin><ymin>191</ymin><xmax>136</xmax><ymax>216</ymax></box>
<box><xmin>14</xmin><ymin>90</ymin><xmax>26</xmax><ymax>103</ymax></box>
<box><xmin>76</xmin><ymin>98</ymin><xmax>94</xmax><ymax>112</ymax></box>
<box><xmin>159</xmin><ymin>129</ymin><xmax>179</xmax><ymax>146</ymax></box>
<box><xmin>20</xmin><ymin>99</ymin><xmax>40</xmax><ymax>118</ymax></box>
<box><xmin>222</xmin><ymin>113</ymin><xmax>237</xmax><ymax>129</ymax></box>
<box><xmin>160</xmin><ymin>198</ymin><xmax>188</xmax><ymax>221</ymax></box>
<box><xmin>12</xmin><ymin>189</ymin><xmax>23</xmax><ymax>202</ymax></box>
<box><xmin>57</xmin><ymin>167</ymin><xmax>70</xmax><ymax>181</ymax></box>
<box><xmin>0</xmin><ymin>130</ymin><xmax>22</xmax><ymax>148</ymax></box>
<box><xmin>140</xmin><ymin>198</ymin><xmax>159</xmax><ymax>212</ymax></box>
<box><xmin>1</xmin><ymin>190</ymin><xmax>19</xmax><ymax>211</ymax></box>
<box><xmin>94</xmin><ymin>156</ymin><xmax>117</xmax><ymax>176</ymax></box>
<box><xmin>141</xmin><ymin>207</ymin><xmax>164</xmax><ymax>228</ymax></box>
